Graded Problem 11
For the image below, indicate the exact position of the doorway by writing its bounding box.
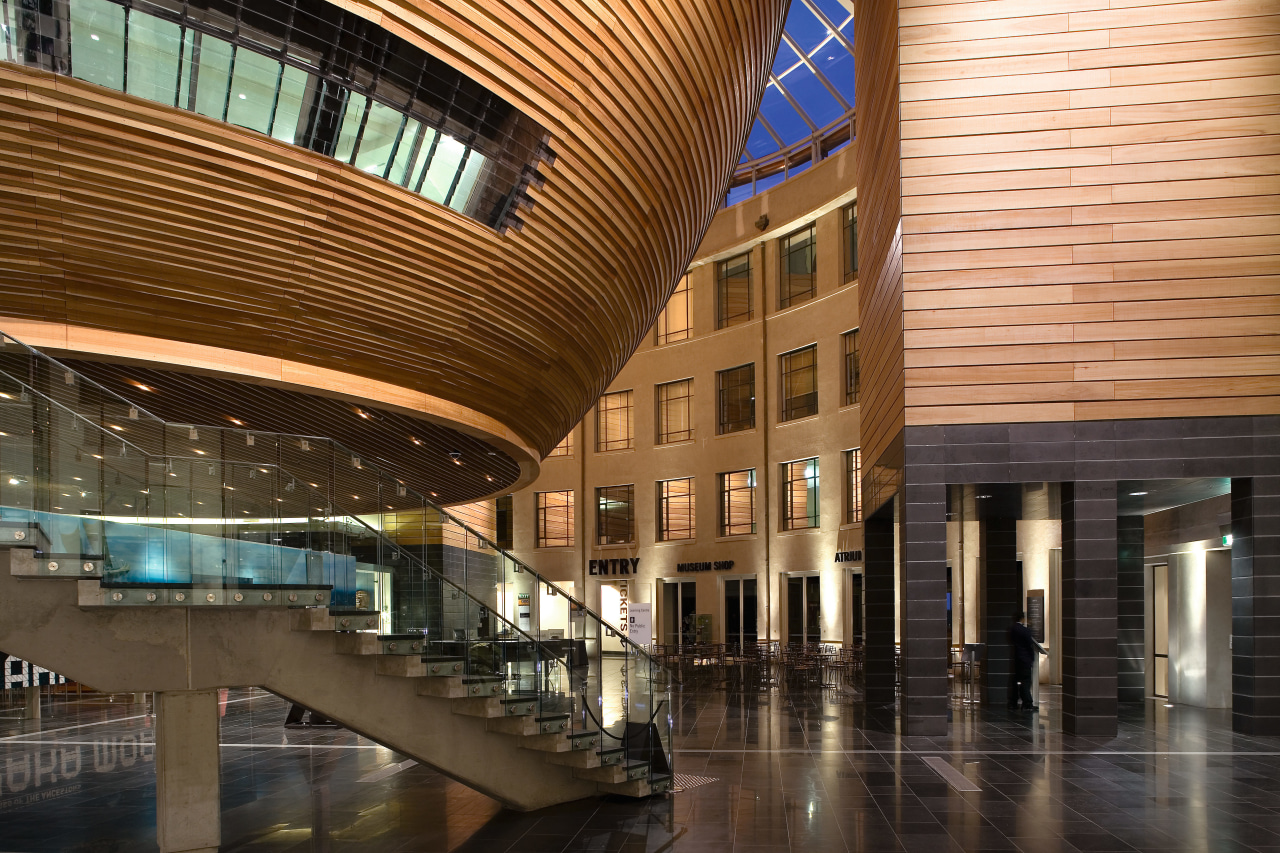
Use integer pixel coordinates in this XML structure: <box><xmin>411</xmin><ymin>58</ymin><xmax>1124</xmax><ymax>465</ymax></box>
<box><xmin>724</xmin><ymin>577</ymin><xmax>758</xmax><ymax>650</ymax></box>
<box><xmin>848</xmin><ymin>570</ymin><xmax>863</xmax><ymax>645</ymax></box>
<box><xmin>660</xmin><ymin>579</ymin><xmax>696</xmax><ymax>647</ymax></box>
<box><xmin>786</xmin><ymin>574</ymin><xmax>820</xmax><ymax>646</ymax></box>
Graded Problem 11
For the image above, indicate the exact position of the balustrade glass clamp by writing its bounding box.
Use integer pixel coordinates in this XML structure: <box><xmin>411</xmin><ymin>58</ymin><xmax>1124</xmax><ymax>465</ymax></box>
<box><xmin>47</xmin><ymin>561</ymin><xmax>59</xmax><ymax>572</ymax></box>
<box><xmin>13</xmin><ymin>530</ymin><xmax>25</xmax><ymax>540</ymax></box>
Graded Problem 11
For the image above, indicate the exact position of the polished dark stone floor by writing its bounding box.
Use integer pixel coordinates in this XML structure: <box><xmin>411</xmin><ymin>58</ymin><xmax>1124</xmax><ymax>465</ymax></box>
<box><xmin>2</xmin><ymin>682</ymin><xmax>1280</xmax><ymax>852</ymax></box>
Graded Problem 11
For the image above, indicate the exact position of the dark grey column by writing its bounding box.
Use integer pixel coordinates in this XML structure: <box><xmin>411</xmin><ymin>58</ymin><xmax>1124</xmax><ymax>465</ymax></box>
<box><xmin>1232</xmin><ymin>475</ymin><xmax>1280</xmax><ymax>736</ymax></box>
<box><xmin>900</xmin><ymin>481</ymin><xmax>949</xmax><ymax>735</ymax></box>
<box><xmin>1116</xmin><ymin>514</ymin><xmax>1146</xmax><ymax>703</ymax></box>
<box><xmin>981</xmin><ymin>511</ymin><xmax>1021</xmax><ymax>706</ymax></box>
<box><xmin>864</xmin><ymin>502</ymin><xmax>896</xmax><ymax>707</ymax></box>
<box><xmin>1061</xmin><ymin>480</ymin><xmax>1118</xmax><ymax>737</ymax></box>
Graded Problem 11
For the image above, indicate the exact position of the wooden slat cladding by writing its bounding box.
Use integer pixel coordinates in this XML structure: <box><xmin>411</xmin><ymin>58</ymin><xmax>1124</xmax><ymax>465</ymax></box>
<box><xmin>855</xmin><ymin>0</ymin><xmax>908</xmax><ymax>477</ymax></box>
<box><xmin>892</xmin><ymin>0</ymin><xmax>1280</xmax><ymax>426</ymax></box>
<box><xmin>0</xmin><ymin>0</ymin><xmax>787</xmax><ymax>464</ymax></box>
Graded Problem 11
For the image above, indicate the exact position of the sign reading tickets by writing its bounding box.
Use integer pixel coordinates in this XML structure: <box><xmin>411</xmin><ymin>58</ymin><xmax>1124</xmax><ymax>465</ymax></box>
<box><xmin>628</xmin><ymin>602</ymin><xmax>651</xmax><ymax>643</ymax></box>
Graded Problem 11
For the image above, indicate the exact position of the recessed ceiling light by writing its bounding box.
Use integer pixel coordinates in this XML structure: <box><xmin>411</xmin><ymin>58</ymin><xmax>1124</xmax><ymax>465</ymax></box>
<box><xmin>90</xmin><ymin>33</ymin><xmax>99</xmax><ymax>40</ymax></box>
<box><xmin>1129</xmin><ymin>491</ymin><xmax>1148</xmax><ymax>496</ymax></box>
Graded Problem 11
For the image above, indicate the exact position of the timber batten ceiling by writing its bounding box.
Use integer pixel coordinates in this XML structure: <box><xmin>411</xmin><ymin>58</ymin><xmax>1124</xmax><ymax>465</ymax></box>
<box><xmin>0</xmin><ymin>0</ymin><xmax>788</xmax><ymax>482</ymax></box>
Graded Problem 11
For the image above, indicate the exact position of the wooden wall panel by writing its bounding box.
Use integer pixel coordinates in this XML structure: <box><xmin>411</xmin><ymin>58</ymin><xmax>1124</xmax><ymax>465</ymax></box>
<box><xmin>0</xmin><ymin>0</ymin><xmax>788</xmax><ymax>470</ymax></box>
<box><xmin>856</xmin><ymin>0</ymin><xmax>908</xmax><ymax>479</ymax></box>
<box><xmin>892</xmin><ymin>0</ymin><xmax>1280</xmax><ymax>426</ymax></box>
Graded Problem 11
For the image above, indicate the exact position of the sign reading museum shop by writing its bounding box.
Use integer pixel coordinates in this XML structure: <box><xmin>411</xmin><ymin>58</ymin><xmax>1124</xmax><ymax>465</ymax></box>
<box><xmin>676</xmin><ymin>560</ymin><xmax>734</xmax><ymax>573</ymax></box>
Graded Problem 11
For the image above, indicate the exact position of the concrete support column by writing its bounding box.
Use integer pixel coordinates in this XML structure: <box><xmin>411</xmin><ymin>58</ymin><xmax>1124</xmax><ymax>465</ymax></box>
<box><xmin>864</xmin><ymin>502</ymin><xmax>896</xmax><ymax>707</ymax></box>
<box><xmin>1062</xmin><ymin>480</ymin><xmax>1118</xmax><ymax>736</ymax></box>
<box><xmin>23</xmin><ymin>685</ymin><xmax>40</xmax><ymax>720</ymax></box>
<box><xmin>1232</xmin><ymin>475</ymin><xmax>1280</xmax><ymax>735</ymax></box>
<box><xmin>899</xmin><ymin>481</ymin><xmax>948</xmax><ymax>735</ymax></box>
<box><xmin>1117</xmin><ymin>514</ymin><xmax>1146</xmax><ymax>703</ymax></box>
<box><xmin>155</xmin><ymin>689</ymin><xmax>221</xmax><ymax>853</ymax></box>
<box><xmin>981</xmin><ymin>512</ymin><xmax>1021</xmax><ymax>706</ymax></box>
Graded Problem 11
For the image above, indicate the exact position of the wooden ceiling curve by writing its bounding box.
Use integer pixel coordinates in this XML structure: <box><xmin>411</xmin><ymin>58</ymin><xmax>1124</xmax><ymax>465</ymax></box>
<box><xmin>0</xmin><ymin>0</ymin><xmax>788</xmax><ymax>473</ymax></box>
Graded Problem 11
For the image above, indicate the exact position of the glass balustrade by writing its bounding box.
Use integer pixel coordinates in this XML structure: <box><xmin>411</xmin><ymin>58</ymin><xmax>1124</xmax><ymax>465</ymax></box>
<box><xmin>0</xmin><ymin>331</ymin><xmax>672</xmax><ymax>789</ymax></box>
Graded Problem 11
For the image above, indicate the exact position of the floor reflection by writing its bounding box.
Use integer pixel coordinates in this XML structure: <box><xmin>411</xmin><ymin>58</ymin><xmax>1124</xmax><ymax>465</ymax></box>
<box><xmin>2</xmin><ymin>683</ymin><xmax>1280</xmax><ymax>851</ymax></box>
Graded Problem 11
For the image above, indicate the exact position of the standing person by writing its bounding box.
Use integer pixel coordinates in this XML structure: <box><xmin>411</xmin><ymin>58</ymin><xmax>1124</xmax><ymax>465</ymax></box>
<box><xmin>1007</xmin><ymin>610</ymin><xmax>1047</xmax><ymax>711</ymax></box>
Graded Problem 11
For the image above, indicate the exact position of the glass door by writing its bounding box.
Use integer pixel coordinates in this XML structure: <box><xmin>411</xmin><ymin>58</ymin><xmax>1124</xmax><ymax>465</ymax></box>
<box><xmin>724</xmin><ymin>577</ymin><xmax>758</xmax><ymax>651</ymax></box>
<box><xmin>660</xmin><ymin>579</ymin><xmax>696</xmax><ymax>647</ymax></box>
<box><xmin>787</xmin><ymin>574</ymin><xmax>821</xmax><ymax>646</ymax></box>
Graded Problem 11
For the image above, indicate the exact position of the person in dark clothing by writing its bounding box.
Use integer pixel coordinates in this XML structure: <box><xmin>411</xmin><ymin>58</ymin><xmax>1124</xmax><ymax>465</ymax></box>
<box><xmin>1007</xmin><ymin>609</ymin><xmax>1047</xmax><ymax>711</ymax></box>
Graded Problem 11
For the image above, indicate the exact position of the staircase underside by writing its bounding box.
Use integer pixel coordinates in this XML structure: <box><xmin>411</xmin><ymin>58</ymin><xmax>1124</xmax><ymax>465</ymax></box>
<box><xmin>0</xmin><ymin>548</ymin><xmax>657</xmax><ymax>810</ymax></box>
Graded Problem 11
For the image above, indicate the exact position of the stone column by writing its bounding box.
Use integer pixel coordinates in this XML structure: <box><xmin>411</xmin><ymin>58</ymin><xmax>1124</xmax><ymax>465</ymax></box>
<box><xmin>1061</xmin><ymin>480</ymin><xmax>1118</xmax><ymax>737</ymax></box>
<box><xmin>899</xmin><ymin>481</ymin><xmax>949</xmax><ymax>735</ymax></box>
<box><xmin>864</xmin><ymin>502</ymin><xmax>896</xmax><ymax>707</ymax></box>
<box><xmin>981</xmin><ymin>514</ymin><xmax>1021</xmax><ymax>707</ymax></box>
<box><xmin>23</xmin><ymin>684</ymin><xmax>40</xmax><ymax>720</ymax></box>
<box><xmin>155</xmin><ymin>689</ymin><xmax>221</xmax><ymax>853</ymax></box>
<box><xmin>1232</xmin><ymin>475</ymin><xmax>1280</xmax><ymax>736</ymax></box>
<box><xmin>1116</xmin><ymin>514</ymin><xmax>1146</xmax><ymax>703</ymax></box>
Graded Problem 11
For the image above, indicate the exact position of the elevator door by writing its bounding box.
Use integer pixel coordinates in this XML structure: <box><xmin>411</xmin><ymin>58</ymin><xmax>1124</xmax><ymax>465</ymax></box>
<box><xmin>661</xmin><ymin>580</ymin><xmax>697</xmax><ymax>647</ymax></box>
<box><xmin>1153</xmin><ymin>563</ymin><xmax>1168</xmax><ymax>698</ymax></box>
<box><xmin>787</xmin><ymin>574</ymin><xmax>821</xmax><ymax>646</ymax></box>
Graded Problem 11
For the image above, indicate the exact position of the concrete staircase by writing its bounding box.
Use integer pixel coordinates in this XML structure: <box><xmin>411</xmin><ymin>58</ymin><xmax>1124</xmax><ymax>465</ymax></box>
<box><xmin>1</xmin><ymin>543</ymin><xmax>671</xmax><ymax>811</ymax></box>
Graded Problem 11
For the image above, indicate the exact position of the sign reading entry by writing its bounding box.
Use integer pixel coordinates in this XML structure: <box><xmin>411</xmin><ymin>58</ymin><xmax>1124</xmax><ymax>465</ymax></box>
<box><xmin>589</xmin><ymin>558</ymin><xmax>639</xmax><ymax>575</ymax></box>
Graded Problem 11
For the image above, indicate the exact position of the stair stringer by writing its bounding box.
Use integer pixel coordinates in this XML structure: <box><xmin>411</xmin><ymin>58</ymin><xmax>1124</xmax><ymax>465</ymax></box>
<box><xmin>0</xmin><ymin>554</ymin><xmax>600</xmax><ymax>810</ymax></box>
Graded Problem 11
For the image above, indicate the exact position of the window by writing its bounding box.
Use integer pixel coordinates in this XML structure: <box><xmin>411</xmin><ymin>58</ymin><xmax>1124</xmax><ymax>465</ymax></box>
<box><xmin>656</xmin><ymin>275</ymin><xmax>691</xmax><ymax>345</ymax></box>
<box><xmin>656</xmin><ymin>379</ymin><xmax>693</xmax><ymax>444</ymax></box>
<box><xmin>596</xmin><ymin>390</ymin><xmax>634</xmax><ymax>452</ymax></box>
<box><xmin>843</xmin><ymin>329</ymin><xmax>860</xmax><ymax>406</ymax></box>
<box><xmin>781</xmin><ymin>458</ymin><xmax>820</xmax><ymax>531</ymax></box>
<box><xmin>845</xmin><ymin>448</ymin><xmax>862</xmax><ymax>524</ymax></box>
<box><xmin>717</xmin><ymin>364</ymin><xmax>755</xmax><ymax>435</ymax></box>
<box><xmin>779</xmin><ymin>225</ymin><xmax>816</xmax><ymax>308</ymax></box>
<box><xmin>657</xmin><ymin>478</ymin><xmax>695</xmax><ymax>541</ymax></box>
<box><xmin>535</xmin><ymin>491</ymin><xmax>574</xmax><ymax>548</ymax></box>
<box><xmin>780</xmin><ymin>345</ymin><xmax>818</xmax><ymax>421</ymax></box>
<box><xmin>596</xmin><ymin>485</ymin><xmax>635</xmax><ymax>545</ymax></box>
<box><xmin>716</xmin><ymin>252</ymin><xmax>752</xmax><ymax>328</ymax></box>
<box><xmin>844</xmin><ymin>201</ymin><xmax>858</xmax><ymax>281</ymax></box>
<box><xmin>718</xmin><ymin>470</ymin><xmax>756</xmax><ymax>536</ymax></box>
<box><xmin>547</xmin><ymin>432</ymin><xmax>573</xmax><ymax>458</ymax></box>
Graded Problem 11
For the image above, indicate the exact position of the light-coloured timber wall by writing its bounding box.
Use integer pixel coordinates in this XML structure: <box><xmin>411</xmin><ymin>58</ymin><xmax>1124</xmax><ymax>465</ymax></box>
<box><xmin>0</xmin><ymin>0</ymin><xmax>787</xmax><ymax>462</ymax></box>
<box><xmin>860</xmin><ymin>0</ymin><xmax>1280</xmax><ymax>474</ymax></box>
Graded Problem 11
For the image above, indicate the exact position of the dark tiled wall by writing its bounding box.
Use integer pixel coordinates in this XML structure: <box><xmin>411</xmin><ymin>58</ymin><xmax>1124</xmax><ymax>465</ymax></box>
<box><xmin>1232</xmin><ymin>475</ymin><xmax>1280</xmax><ymax>736</ymax></box>
<box><xmin>1062</xmin><ymin>480</ymin><xmax>1119</xmax><ymax>737</ymax></box>
<box><xmin>864</xmin><ymin>503</ymin><xmax>897</xmax><ymax>707</ymax></box>
<box><xmin>900</xmin><ymin>481</ymin><xmax>948</xmax><ymax>735</ymax></box>
<box><xmin>982</xmin><ymin>513</ymin><xmax>1021</xmax><ymax>706</ymax></box>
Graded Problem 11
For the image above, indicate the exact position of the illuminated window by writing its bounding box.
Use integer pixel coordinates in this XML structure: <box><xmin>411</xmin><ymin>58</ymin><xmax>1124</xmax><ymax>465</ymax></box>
<box><xmin>780</xmin><ymin>345</ymin><xmax>817</xmax><ymax>421</ymax></box>
<box><xmin>845</xmin><ymin>448</ymin><xmax>862</xmax><ymax>524</ymax></box>
<box><xmin>718</xmin><ymin>470</ymin><xmax>756</xmax><ymax>536</ymax></box>
<box><xmin>656</xmin><ymin>275</ymin><xmax>692</xmax><ymax>345</ymax></box>
<box><xmin>779</xmin><ymin>225</ymin><xmax>815</xmax><ymax>309</ymax></box>
<box><xmin>547</xmin><ymin>432</ymin><xmax>573</xmax><ymax>458</ymax></box>
<box><xmin>844</xmin><ymin>202</ymin><xmax>858</xmax><ymax>281</ymax></box>
<box><xmin>596</xmin><ymin>485</ymin><xmax>635</xmax><ymax>545</ymax></box>
<box><xmin>657</xmin><ymin>478</ymin><xmax>695</xmax><ymax>541</ymax></box>
<box><xmin>656</xmin><ymin>379</ymin><xmax>693</xmax><ymax>444</ymax></box>
<box><xmin>596</xmin><ymin>390</ymin><xmax>634</xmax><ymax>452</ymax></box>
<box><xmin>781</xmin><ymin>458</ymin><xmax>819</xmax><ymax>531</ymax></box>
<box><xmin>843</xmin><ymin>329</ymin><xmax>860</xmax><ymax>406</ymax></box>
<box><xmin>717</xmin><ymin>364</ymin><xmax>755</xmax><ymax>435</ymax></box>
<box><xmin>535</xmin><ymin>491</ymin><xmax>573</xmax><ymax>548</ymax></box>
<box><xmin>716</xmin><ymin>252</ymin><xmax>752</xmax><ymax>328</ymax></box>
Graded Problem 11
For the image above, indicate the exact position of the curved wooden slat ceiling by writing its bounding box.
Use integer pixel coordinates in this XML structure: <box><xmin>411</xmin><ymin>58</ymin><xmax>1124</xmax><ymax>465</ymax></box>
<box><xmin>0</xmin><ymin>0</ymin><xmax>788</xmax><ymax>483</ymax></box>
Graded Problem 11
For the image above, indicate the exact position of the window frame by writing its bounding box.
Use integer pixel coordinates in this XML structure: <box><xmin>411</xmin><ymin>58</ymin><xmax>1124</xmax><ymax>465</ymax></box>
<box><xmin>716</xmin><ymin>252</ymin><xmax>753</xmax><ymax>329</ymax></box>
<box><xmin>844</xmin><ymin>448</ymin><xmax>862</xmax><ymax>525</ymax></box>
<box><xmin>547</xmin><ymin>431</ymin><xmax>573</xmax><ymax>458</ymax></box>
<box><xmin>716</xmin><ymin>363</ymin><xmax>756</xmax><ymax>435</ymax></box>
<box><xmin>778</xmin><ymin>224</ymin><xmax>816</xmax><ymax>309</ymax></box>
<box><xmin>595</xmin><ymin>484</ymin><xmax>636</xmax><ymax>545</ymax></box>
<box><xmin>655</xmin><ymin>378</ymin><xmax>694</xmax><ymax>445</ymax></box>
<box><xmin>535</xmin><ymin>490</ymin><xmax>574</xmax><ymax>548</ymax></box>
<box><xmin>655</xmin><ymin>274</ymin><xmax>692</xmax><ymax>345</ymax></box>
<box><xmin>843</xmin><ymin>201</ymin><xmax>858</xmax><ymax>282</ymax></box>
<box><xmin>843</xmin><ymin>329</ymin><xmax>860</xmax><ymax>407</ymax></box>
<box><xmin>656</xmin><ymin>477</ymin><xmax>696</xmax><ymax>542</ymax></box>
<box><xmin>595</xmin><ymin>390</ymin><xmax>634</xmax><ymax>452</ymax></box>
<box><xmin>779</xmin><ymin>344</ymin><xmax>818</xmax><ymax>422</ymax></box>
<box><xmin>781</xmin><ymin>457</ymin><xmax>820</xmax><ymax>531</ymax></box>
<box><xmin>717</xmin><ymin>469</ymin><xmax>757</xmax><ymax>537</ymax></box>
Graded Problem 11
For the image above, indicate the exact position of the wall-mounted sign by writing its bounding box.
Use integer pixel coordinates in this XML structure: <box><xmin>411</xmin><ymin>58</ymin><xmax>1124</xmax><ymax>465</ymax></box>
<box><xmin>1027</xmin><ymin>589</ymin><xmax>1045</xmax><ymax>644</ymax></box>
<box><xmin>589</xmin><ymin>558</ymin><xmax>639</xmax><ymax>575</ymax></box>
<box><xmin>676</xmin><ymin>560</ymin><xmax>734</xmax><ymax>573</ymax></box>
<box><xmin>834</xmin><ymin>550</ymin><xmax>863</xmax><ymax>563</ymax></box>
<box><xmin>617</xmin><ymin>580</ymin><xmax>629</xmax><ymax>631</ymax></box>
<box><xmin>628</xmin><ymin>602</ymin><xmax>651</xmax><ymax>642</ymax></box>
